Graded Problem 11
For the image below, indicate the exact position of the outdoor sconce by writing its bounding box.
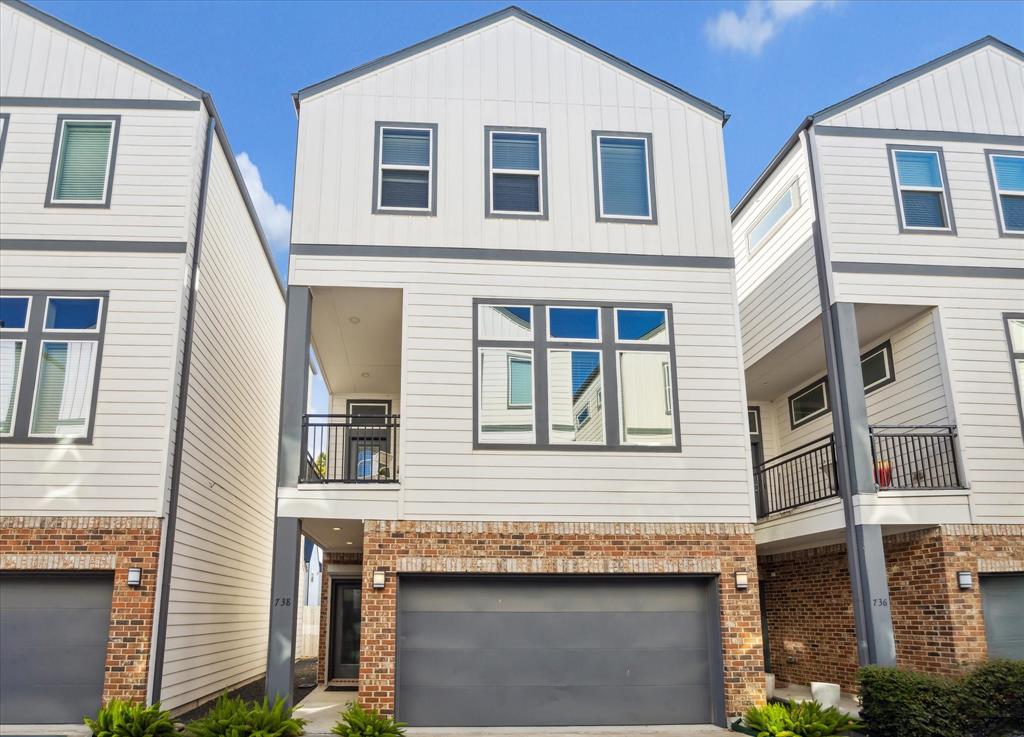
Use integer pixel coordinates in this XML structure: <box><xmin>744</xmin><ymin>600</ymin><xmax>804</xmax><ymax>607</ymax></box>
<box><xmin>126</xmin><ymin>568</ymin><xmax>142</xmax><ymax>587</ymax></box>
<box><xmin>372</xmin><ymin>568</ymin><xmax>387</xmax><ymax>589</ymax></box>
<box><xmin>735</xmin><ymin>570</ymin><xmax>749</xmax><ymax>591</ymax></box>
<box><xmin>957</xmin><ymin>571</ymin><xmax>973</xmax><ymax>590</ymax></box>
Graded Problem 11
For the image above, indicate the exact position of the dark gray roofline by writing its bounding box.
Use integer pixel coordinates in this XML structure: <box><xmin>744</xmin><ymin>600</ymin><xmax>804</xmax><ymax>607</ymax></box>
<box><xmin>293</xmin><ymin>5</ymin><xmax>727</xmax><ymax>122</ymax></box>
<box><xmin>730</xmin><ymin>117</ymin><xmax>810</xmax><ymax>221</ymax></box>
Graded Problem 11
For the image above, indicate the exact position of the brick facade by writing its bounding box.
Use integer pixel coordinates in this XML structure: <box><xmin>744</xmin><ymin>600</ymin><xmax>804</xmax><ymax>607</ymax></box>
<box><xmin>759</xmin><ymin>524</ymin><xmax>1024</xmax><ymax>692</ymax></box>
<box><xmin>0</xmin><ymin>516</ymin><xmax>162</xmax><ymax>704</ymax></box>
<box><xmin>356</xmin><ymin>520</ymin><xmax>765</xmax><ymax>718</ymax></box>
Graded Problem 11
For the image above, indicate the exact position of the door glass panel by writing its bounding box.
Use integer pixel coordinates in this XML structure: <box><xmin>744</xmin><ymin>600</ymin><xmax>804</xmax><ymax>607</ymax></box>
<box><xmin>340</xmin><ymin>586</ymin><xmax>361</xmax><ymax>666</ymax></box>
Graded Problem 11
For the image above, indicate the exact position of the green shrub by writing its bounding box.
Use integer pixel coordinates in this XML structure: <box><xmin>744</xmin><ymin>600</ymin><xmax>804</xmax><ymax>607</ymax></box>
<box><xmin>331</xmin><ymin>703</ymin><xmax>405</xmax><ymax>737</ymax></box>
<box><xmin>858</xmin><ymin>660</ymin><xmax>1024</xmax><ymax>737</ymax></box>
<box><xmin>85</xmin><ymin>700</ymin><xmax>176</xmax><ymax>737</ymax></box>
<box><xmin>186</xmin><ymin>696</ymin><xmax>305</xmax><ymax>737</ymax></box>
<box><xmin>742</xmin><ymin>699</ymin><xmax>862</xmax><ymax>737</ymax></box>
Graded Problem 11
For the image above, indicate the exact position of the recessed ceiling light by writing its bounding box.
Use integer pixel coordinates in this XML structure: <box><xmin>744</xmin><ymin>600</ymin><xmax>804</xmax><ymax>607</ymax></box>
<box><xmin>349</xmin><ymin>316</ymin><xmax>361</xmax><ymax>324</ymax></box>
<box><xmin>332</xmin><ymin>527</ymin><xmax>341</xmax><ymax>531</ymax></box>
<box><xmin>345</xmin><ymin>541</ymin><xmax>353</xmax><ymax>545</ymax></box>
<box><xmin>361</xmin><ymin>371</ymin><xmax>370</xmax><ymax>378</ymax></box>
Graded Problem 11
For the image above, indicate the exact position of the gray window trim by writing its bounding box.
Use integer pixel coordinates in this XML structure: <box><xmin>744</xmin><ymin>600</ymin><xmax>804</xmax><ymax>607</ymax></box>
<box><xmin>592</xmin><ymin>130</ymin><xmax>658</xmax><ymax>224</ymax></box>
<box><xmin>472</xmin><ymin>297</ymin><xmax>681</xmax><ymax>452</ymax></box>
<box><xmin>44</xmin><ymin>114</ymin><xmax>120</xmax><ymax>209</ymax></box>
<box><xmin>346</xmin><ymin>398</ymin><xmax>393</xmax><ymax>415</ymax></box>
<box><xmin>748</xmin><ymin>406</ymin><xmax>761</xmax><ymax>436</ymax></box>
<box><xmin>484</xmin><ymin>126</ymin><xmax>548</xmax><ymax>220</ymax></box>
<box><xmin>0</xmin><ymin>112</ymin><xmax>10</xmax><ymax>167</ymax></box>
<box><xmin>885</xmin><ymin>143</ymin><xmax>956</xmax><ymax>235</ymax></box>
<box><xmin>371</xmin><ymin>121</ymin><xmax>438</xmax><ymax>216</ymax></box>
<box><xmin>984</xmin><ymin>149</ymin><xmax>1024</xmax><ymax>239</ymax></box>
<box><xmin>860</xmin><ymin>339</ymin><xmax>896</xmax><ymax>394</ymax></box>
<box><xmin>1004</xmin><ymin>313</ymin><xmax>1024</xmax><ymax>442</ymax></box>
<box><xmin>0</xmin><ymin>288</ymin><xmax>108</xmax><ymax>444</ymax></box>
<box><xmin>788</xmin><ymin>375</ymin><xmax>830</xmax><ymax>430</ymax></box>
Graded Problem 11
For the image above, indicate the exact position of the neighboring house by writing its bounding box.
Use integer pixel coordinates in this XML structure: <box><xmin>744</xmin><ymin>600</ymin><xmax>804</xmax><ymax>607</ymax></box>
<box><xmin>0</xmin><ymin>0</ymin><xmax>284</xmax><ymax>723</ymax></box>
<box><xmin>266</xmin><ymin>6</ymin><xmax>764</xmax><ymax>729</ymax></box>
<box><xmin>732</xmin><ymin>36</ymin><xmax>1024</xmax><ymax>693</ymax></box>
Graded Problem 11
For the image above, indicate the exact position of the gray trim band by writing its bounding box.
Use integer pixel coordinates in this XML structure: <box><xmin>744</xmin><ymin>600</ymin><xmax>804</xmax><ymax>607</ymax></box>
<box><xmin>0</xmin><ymin>97</ymin><xmax>200</xmax><ymax>111</ymax></box>
<box><xmin>289</xmin><ymin>242</ymin><xmax>734</xmax><ymax>269</ymax></box>
<box><xmin>832</xmin><ymin>261</ymin><xmax>1024</xmax><ymax>279</ymax></box>
<box><xmin>0</xmin><ymin>239</ymin><xmax>187</xmax><ymax>253</ymax></box>
<box><xmin>817</xmin><ymin>125</ymin><xmax>1024</xmax><ymax>146</ymax></box>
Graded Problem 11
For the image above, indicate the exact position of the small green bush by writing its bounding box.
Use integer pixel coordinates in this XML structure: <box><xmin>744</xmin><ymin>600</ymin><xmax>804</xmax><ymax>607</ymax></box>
<box><xmin>85</xmin><ymin>700</ymin><xmax>176</xmax><ymax>737</ymax></box>
<box><xmin>186</xmin><ymin>696</ymin><xmax>305</xmax><ymax>737</ymax></box>
<box><xmin>331</xmin><ymin>703</ymin><xmax>405</xmax><ymax>737</ymax></box>
<box><xmin>858</xmin><ymin>660</ymin><xmax>1024</xmax><ymax>737</ymax></box>
<box><xmin>742</xmin><ymin>699</ymin><xmax>862</xmax><ymax>737</ymax></box>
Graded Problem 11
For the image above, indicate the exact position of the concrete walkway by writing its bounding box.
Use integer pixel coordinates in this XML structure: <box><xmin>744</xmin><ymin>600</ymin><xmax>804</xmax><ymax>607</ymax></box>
<box><xmin>405</xmin><ymin>727</ymin><xmax>730</xmax><ymax>737</ymax></box>
<box><xmin>293</xmin><ymin>684</ymin><xmax>357</xmax><ymax>734</ymax></box>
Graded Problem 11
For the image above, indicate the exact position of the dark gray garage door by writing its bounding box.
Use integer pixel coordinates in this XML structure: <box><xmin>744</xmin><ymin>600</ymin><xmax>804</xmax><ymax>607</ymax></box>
<box><xmin>981</xmin><ymin>574</ymin><xmax>1024</xmax><ymax>660</ymax></box>
<box><xmin>396</xmin><ymin>575</ymin><xmax>720</xmax><ymax>727</ymax></box>
<box><xmin>0</xmin><ymin>574</ymin><xmax>113</xmax><ymax>724</ymax></box>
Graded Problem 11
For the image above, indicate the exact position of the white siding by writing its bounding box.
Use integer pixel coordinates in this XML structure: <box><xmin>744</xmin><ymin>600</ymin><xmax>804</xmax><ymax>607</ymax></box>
<box><xmin>292</xmin><ymin>16</ymin><xmax>731</xmax><ymax>259</ymax></box>
<box><xmin>159</xmin><ymin>139</ymin><xmax>284</xmax><ymax>709</ymax></box>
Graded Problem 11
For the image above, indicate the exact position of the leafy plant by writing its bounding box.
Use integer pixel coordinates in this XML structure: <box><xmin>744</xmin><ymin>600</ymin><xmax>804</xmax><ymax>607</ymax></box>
<box><xmin>186</xmin><ymin>696</ymin><xmax>305</xmax><ymax>737</ymax></box>
<box><xmin>85</xmin><ymin>700</ymin><xmax>176</xmax><ymax>737</ymax></box>
<box><xmin>331</xmin><ymin>703</ymin><xmax>405</xmax><ymax>737</ymax></box>
<box><xmin>743</xmin><ymin>699</ymin><xmax>862</xmax><ymax>737</ymax></box>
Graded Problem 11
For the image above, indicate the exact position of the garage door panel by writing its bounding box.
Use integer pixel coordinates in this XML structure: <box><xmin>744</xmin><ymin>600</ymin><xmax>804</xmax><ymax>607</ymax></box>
<box><xmin>1</xmin><ymin>608</ymin><xmax>111</xmax><ymax>645</ymax></box>
<box><xmin>0</xmin><ymin>684</ymin><xmax>107</xmax><ymax>725</ymax></box>
<box><xmin>981</xmin><ymin>575</ymin><xmax>1024</xmax><ymax>660</ymax></box>
<box><xmin>2</xmin><ymin>644</ymin><xmax>109</xmax><ymax>683</ymax></box>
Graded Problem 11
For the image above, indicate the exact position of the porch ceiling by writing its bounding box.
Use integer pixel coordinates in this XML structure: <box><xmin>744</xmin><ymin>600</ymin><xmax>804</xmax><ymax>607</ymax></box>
<box><xmin>302</xmin><ymin>517</ymin><xmax>364</xmax><ymax>552</ymax></box>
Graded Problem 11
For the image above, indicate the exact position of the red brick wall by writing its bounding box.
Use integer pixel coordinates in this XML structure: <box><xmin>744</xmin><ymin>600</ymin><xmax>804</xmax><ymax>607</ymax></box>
<box><xmin>0</xmin><ymin>516</ymin><xmax>162</xmax><ymax>704</ymax></box>
<box><xmin>359</xmin><ymin>520</ymin><xmax>765</xmax><ymax>718</ymax></box>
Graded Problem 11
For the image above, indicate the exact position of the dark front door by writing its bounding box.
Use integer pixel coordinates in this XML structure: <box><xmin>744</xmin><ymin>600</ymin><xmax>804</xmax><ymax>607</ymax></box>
<box><xmin>345</xmin><ymin>402</ymin><xmax>390</xmax><ymax>481</ymax></box>
<box><xmin>330</xmin><ymin>580</ymin><xmax>361</xmax><ymax>680</ymax></box>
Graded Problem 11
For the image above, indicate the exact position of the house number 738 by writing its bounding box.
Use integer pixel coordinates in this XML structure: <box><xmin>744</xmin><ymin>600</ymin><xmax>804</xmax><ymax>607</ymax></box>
<box><xmin>274</xmin><ymin>598</ymin><xmax>292</xmax><ymax>607</ymax></box>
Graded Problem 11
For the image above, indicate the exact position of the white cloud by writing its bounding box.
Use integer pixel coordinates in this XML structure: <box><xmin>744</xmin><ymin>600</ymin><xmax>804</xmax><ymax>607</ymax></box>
<box><xmin>705</xmin><ymin>0</ymin><xmax>833</xmax><ymax>55</ymax></box>
<box><xmin>235</xmin><ymin>151</ymin><xmax>291</xmax><ymax>254</ymax></box>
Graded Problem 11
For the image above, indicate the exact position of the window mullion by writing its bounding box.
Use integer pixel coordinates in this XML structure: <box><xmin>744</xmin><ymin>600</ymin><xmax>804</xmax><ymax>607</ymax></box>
<box><xmin>600</xmin><ymin>306</ymin><xmax>621</xmax><ymax>449</ymax></box>
<box><xmin>533</xmin><ymin>303</ymin><xmax>550</xmax><ymax>446</ymax></box>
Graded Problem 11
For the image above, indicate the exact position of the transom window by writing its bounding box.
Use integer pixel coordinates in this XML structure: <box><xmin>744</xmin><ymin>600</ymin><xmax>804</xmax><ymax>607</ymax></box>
<box><xmin>474</xmin><ymin>300</ymin><xmax>679</xmax><ymax>451</ymax></box>
<box><xmin>748</xmin><ymin>181</ymin><xmax>799</xmax><ymax>252</ymax></box>
<box><xmin>888</xmin><ymin>146</ymin><xmax>953</xmax><ymax>232</ymax></box>
<box><xmin>987</xmin><ymin>152</ymin><xmax>1024</xmax><ymax>236</ymax></box>
<box><xmin>593</xmin><ymin>132</ymin><xmax>656</xmax><ymax>222</ymax></box>
<box><xmin>47</xmin><ymin>116</ymin><xmax>118</xmax><ymax>207</ymax></box>
<box><xmin>374</xmin><ymin>123</ymin><xmax>436</xmax><ymax>214</ymax></box>
<box><xmin>0</xmin><ymin>291</ymin><xmax>106</xmax><ymax>442</ymax></box>
<box><xmin>486</xmin><ymin>128</ymin><xmax>546</xmax><ymax>218</ymax></box>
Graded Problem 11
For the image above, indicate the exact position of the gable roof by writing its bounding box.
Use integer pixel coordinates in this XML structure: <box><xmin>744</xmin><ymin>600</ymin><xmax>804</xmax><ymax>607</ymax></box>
<box><xmin>293</xmin><ymin>5</ymin><xmax>727</xmax><ymax>122</ymax></box>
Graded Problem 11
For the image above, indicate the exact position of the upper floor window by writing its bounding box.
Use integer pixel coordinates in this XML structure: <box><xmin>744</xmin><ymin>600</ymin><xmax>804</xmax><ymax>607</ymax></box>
<box><xmin>373</xmin><ymin>122</ymin><xmax>437</xmax><ymax>215</ymax></box>
<box><xmin>986</xmin><ymin>151</ymin><xmax>1024</xmax><ymax>237</ymax></box>
<box><xmin>46</xmin><ymin>116</ymin><xmax>119</xmax><ymax>207</ymax></box>
<box><xmin>593</xmin><ymin>132</ymin><xmax>656</xmax><ymax>223</ymax></box>
<box><xmin>887</xmin><ymin>146</ymin><xmax>954</xmax><ymax>233</ymax></box>
<box><xmin>748</xmin><ymin>181</ymin><xmax>799</xmax><ymax>253</ymax></box>
<box><xmin>486</xmin><ymin>127</ymin><xmax>547</xmax><ymax>219</ymax></box>
<box><xmin>1005</xmin><ymin>314</ymin><xmax>1024</xmax><ymax>439</ymax></box>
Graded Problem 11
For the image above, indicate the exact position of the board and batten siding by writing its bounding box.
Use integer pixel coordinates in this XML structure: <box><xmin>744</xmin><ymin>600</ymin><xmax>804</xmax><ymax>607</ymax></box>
<box><xmin>291</xmin><ymin>253</ymin><xmax>755</xmax><ymax>523</ymax></box>
<box><xmin>159</xmin><ymin>138</ymin><xmax>284</xmax><ymax>710</ymax></box>
<box><xmin>292</xmin><ymin>16</ymin><xmax>731</xmax><ymax>259</ymax></box>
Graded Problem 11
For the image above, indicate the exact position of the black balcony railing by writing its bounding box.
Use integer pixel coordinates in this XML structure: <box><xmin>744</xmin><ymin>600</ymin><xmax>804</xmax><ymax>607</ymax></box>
<box><xmin>869</xmin><ymin>425</ymin><xmax>962</xmax><ymax>490</ymax></box>
<box><xmin>301</xmin><ymin>414</ymin><xmax>400</xmax><ymax>483</ymax></box>
<box><xmin>754</xmin><ymin>434</ymin><xmax>839</xmax><ymax>517</ymax></box>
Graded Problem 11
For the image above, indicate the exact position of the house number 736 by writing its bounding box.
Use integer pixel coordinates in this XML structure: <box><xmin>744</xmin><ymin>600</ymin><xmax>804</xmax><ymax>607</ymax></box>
<box><xmin>872</xmin><ymin>598</ymin><xmax>888</xmax><ymax>607</ymax></box>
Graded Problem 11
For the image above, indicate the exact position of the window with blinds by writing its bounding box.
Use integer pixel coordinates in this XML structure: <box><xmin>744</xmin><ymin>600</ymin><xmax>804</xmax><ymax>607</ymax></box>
<box><xmin>51</xmin><ymin>119</ymin><xmax>115</xmax><ymax>204</ymax></box>
<box><xmin>487</xmin><ymin>129</ymin><xmax>545</xmax><ymax>217</ymax></box>
<box><xmin>890</xmin><ymin>147</ymin><xmax>951</xmax><ymax>231</ymax></box>
<box><xmin>376</xmin><ymin>125</ymin><xmax>434</xmax><ymax>212</ymax></box>
<box><xmin>988</xmin><ymin>153</ymin><xmax>1024</xmax><ymax>235</ymax></box>
<box><xmin>595</xmin><ymin>134</ymin><xmax>654</xmax><ymax>221</ymax></box>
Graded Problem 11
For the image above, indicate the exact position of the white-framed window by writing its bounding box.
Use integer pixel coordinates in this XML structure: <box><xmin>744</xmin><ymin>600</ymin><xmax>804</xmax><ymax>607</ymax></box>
<box><xmin>487</xmin><ymin>128</ymin><xmax>545</xmax><ymax>217</ymax></box>
<box><xmin>547</xmin><ymin>306</ymin><xmax>601</xmax><ymax>342</ymax></box>
<box><xmin>549</xmin><ymin>348</ymin><xmax>605</xmax><ymax>445</ymax></box>
<box><xmin>594</xmin><ymin>132</ymin><xmax>655</xmax><ymax>222</ymax></box>
<box><xmin>748</xmin><ymin>408</ymin><xmax>760</xmax><ymax>436</ymax></box>
<box><xmin>0</xmin><ymin>112</ymin><xmax>10</xmax><ymax>166</ymax></box>
<box><xmin>28</xmin><ymin>340</ymin><xmax>99</xmax><ymax>438</ymax></box>
<box><xmin>861</xmin><ymin>341</ymin><xmax>895</xmax><ymax>394</ymax></box>
<box><xmin>748</xmin><ymin>181</ymin><xmax>799</xmax><ymax>252</ymax></box>
<box><xmin>0</xmin><ymin>339</ymin><xmax>25</xmax><ymax>436</ymax></box>
<box><xmin>0</xmin><ymin>295</ymin><xmax>32</xmax><ymax>330</ymax></box>
<box><xmin>506</xmin><ymin>354</ymin><xmax>533</xmax><ymax>409</ymax></box>
<box><xmin>477</xmin><ymin>346</ymin><xmax>535</xmax><ymax>444</ymax></box>
<box><xmin>374</xmin><ymin>123</ymin><xmax>436</xmax><ymax>213</ymax></box>
<box><xmin>614</xmin><ymin>308</ymin><xmax>668</xmax><ymax>344</ymax></box>
<box><xmin>477</xmin><ymin>304</ymin><xmax>533</xmax><ymax>341</ymax></box>
<box><xmin>889</xmin><ymin>146</ymin><xmax>953</xmax><ymax>231</ymax></box>
<box><xmin>986</xmin><ymin>152</ymin><xmax>1024</xmax><ymax>236</ymax></box>
<box><xmin>47</xmin><ymin>117</ymin><xmax>118</xmax><ymax>206</ymax></box>
<box><xmin>43</xmin><ymin>296</ymin><xmax>103</xmax><ymax>333</ymax></box>
<box><xmin>789</xmin><ymin>378</ymin><xmax>829</xmax><ymax>429</ymax></box>
<box><xmin>1005</xmin><ymin>314</ymin><xmax>1024</xmax><ymax>438</ymax></box>
<box><xmin>616</xmin><ymin>350</ymin><xmax>675</xmax><ymax>446</ymax></box>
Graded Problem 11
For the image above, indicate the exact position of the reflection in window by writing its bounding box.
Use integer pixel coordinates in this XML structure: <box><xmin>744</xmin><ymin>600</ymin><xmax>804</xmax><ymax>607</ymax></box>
<box><xmin>30</xmin><ymin>341</ymin><xmax>97</xmax><ymax>437</ymax></box>
<box><xmin>0</xmin><ymin>297</ymin><xmax>30</xmax><ymax>330</ymax></box>
<box><xmin>45</xmin><ymin>297</ymin><xmax>101</xmax><ymax>331</ymax></box>
<box><xmin>548</xmin><ymin>307</ymin><xmax>599</xmax><ymax>340</ymax></box>
<box><xmin>1</xmin><ymin>340</ymin><xmax>24</xmax><ymax>435</ymax></box>
<box><xmin>616</xmin><ymin>309</ymin><xmax>667</xmax><ymax>343</ymax></box>
<box><xmin>549</xmin><ymin>349</ymin><xmax>604</xmax><ymax>444</ymax></box>
<box><xmin>478</xmin><ymin>304</ymin><xmax>532</xmax><ymax>341</ymax></box>
<box><xmin>478</xmin><ymin>347</ymin><xmax>534</xmax><ymax>443</ymax></box>
<box><xmin>618</xmin><ymin>351</ymin><xmax>674</xmax><ymax>446</ymax></box>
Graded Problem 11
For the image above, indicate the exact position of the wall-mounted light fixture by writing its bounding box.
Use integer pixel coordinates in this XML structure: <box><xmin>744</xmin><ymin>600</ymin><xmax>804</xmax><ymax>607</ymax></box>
<box><xmin>735</xmin><ymin>570</ymin><xmax>749</xmax><ymax>591</ymax></box>
<box><xmin>957</xmin><ymin>571</ymin><xmax>973</xmax><ymax>590</ymax></box>
<box><xmin>126</xmin><ymin>568</ymin><xmax>142</xmax><ymax>587</ymax></box>
<box><xmin>372</xmin><ymin>568</ymin><xmax>387</xmax><ymax>589</ymax></box>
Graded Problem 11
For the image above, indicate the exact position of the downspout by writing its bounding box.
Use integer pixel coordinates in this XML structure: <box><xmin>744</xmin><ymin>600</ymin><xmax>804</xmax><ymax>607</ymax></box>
<box><xmin>151</xmin><ymin>113</ymin><xmax>217</xmax><ymax>703</ymax></box>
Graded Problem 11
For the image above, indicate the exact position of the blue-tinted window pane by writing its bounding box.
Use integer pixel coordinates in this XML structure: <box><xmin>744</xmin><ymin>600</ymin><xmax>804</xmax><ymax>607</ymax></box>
<box><xmin>381</xmin><ymin>128</ymin><xmax>430</xmax><ymax>166</ymax></box>
<box><xmin>901</xmin><ymin>191</ymin><xmax>945</xmax><ymax>228</ymax></box>
<box><xmin>492</xmin><ymin>133</ymin><xmax>539</xmax><ymax>170</ymax></box>
<box><xmin>549</xmin><ymin>307</ymin><xmax>599</xmax><ymax>340</ymax></box>
<box><xmin>493</xmin><ymin>173</ymin><xmax>539</xmax><ymax>212</ymax></box>
<box><xmin>507</xmin><ymin>357</ymin><xmax>532</xmax><ymax>407</ymax></box>
<box><xmin>993</xmin><ymin>155</ymin><xmax>1024</xmax><ymax>192</ymax></box>
<box><xmin>616</xmin><ymin>309</ymin><xmax>667</xmax><ymax>343</ymax></box>
<box><xmin>894</xmin><ymin>150</ymin><xmax>942</xmax><ymax>187</ymax></box>
<box><xmin>749</xmin><ymin>188</ymin><xmax>794</xmax><ymax>249</ymax></box>
<box><xmin>45</xmin><ymin>297</ymin><xmax>100</xmax><ymax>330</ymax></box>
<box><xmin>0</xmin><ymin>297</ymin><xmax>30</xmax><ymax>330</ymax></box>
<box><xmin>599</xmin><ymin>137</ymin><xmax>650</xmax><ymax>217</ymax></box>
<box><xmin>1001</xmin><ymin>194</ymin><xmax>1024</xmax><ymax>232</ymax></box>
<box><xmin>380</xmin><ymin>170</ymin><xmax>428</xmax><ymax>209</ymax></box>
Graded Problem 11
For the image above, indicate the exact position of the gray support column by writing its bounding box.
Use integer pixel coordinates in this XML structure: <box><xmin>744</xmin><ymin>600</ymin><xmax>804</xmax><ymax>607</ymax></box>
<box><xmin>277</xmin><ymin>286</ymin><xmax>312</xmax><ymax>487</ymax></box>
<box><xmin>266</xmin><ymin>517</ymin><xmax>302</xmax><ymax>702</ymax></box>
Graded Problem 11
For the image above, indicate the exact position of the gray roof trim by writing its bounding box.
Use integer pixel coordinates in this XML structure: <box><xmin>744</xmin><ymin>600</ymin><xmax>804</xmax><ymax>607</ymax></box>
<box><xmin>815</xmin><ymin>125</ymin><xmax>1024</xmax><ymax>146</ymax></box>
<box><xmin>731</xmin><ymin>117</ymin><xmax>811</xmax><ymax>220</ymax></box>
<box><xmin>0</xmin><ymin>238</ymin><xmax>187</xmax><ymax>253</ymax></box>
<box><xmin>1</xmin><ymin>0</ymin><xmax>204</xmax><ymax>100</ymax></box>
<box><xmin>0</xmin><ymin>97</ymin><xmax>201</xmax><ymax>111</ymax></box>
<box><xmin>811</xmin><ymin>35</ymin><xmax>1024</xmax><ymax>123</ymax></box>
<box><xmin>832</xmin><ymin>261</ymin><xmax>1024</xmax><ymax>280</ymax></box>
<box><xmin>294</xmin><ymin>6</ymin><xmax>726</xmax><ymax>121</ymax></box>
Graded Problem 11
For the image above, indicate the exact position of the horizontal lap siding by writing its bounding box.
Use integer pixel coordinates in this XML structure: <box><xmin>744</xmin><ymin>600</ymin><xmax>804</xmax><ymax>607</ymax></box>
<box><xmin>292</xmin><ymin>254</ymin><xmax>754</xmax><ymax>522</ymax></box>
<box><xmin>159</xmin><ymin>140</ymin><xmax>284</xmax><ymax>709</ymax></box>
